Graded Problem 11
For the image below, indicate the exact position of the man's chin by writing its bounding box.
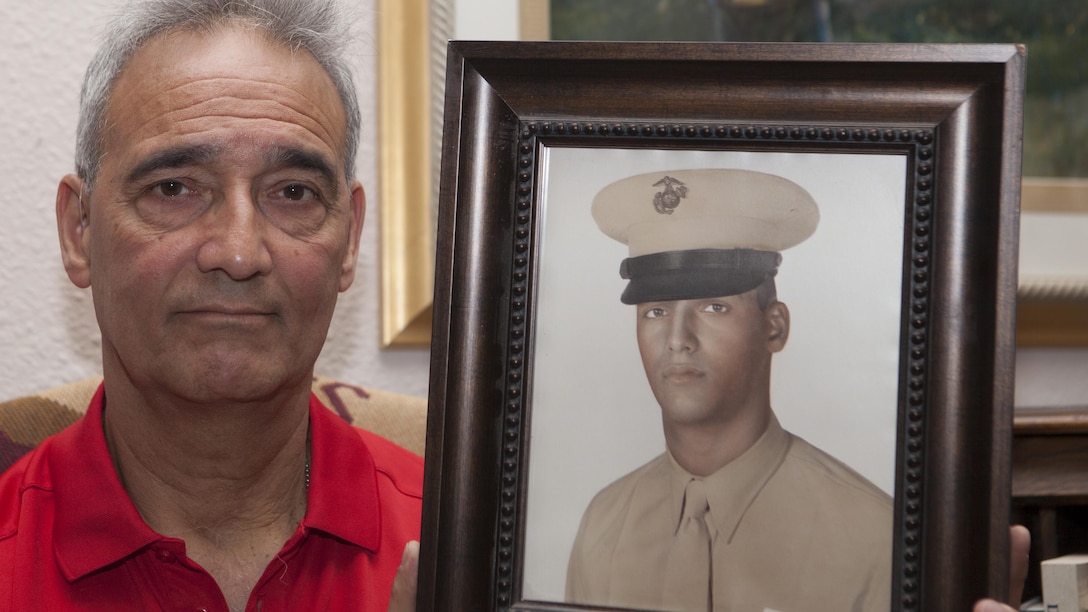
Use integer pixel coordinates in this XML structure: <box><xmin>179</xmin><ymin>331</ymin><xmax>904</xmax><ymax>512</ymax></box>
<box><xmin>182</xmin><ymin>379</ymin><xmax>284</xmax><ymax>405</ymax></box>
<box><xmin>146</xmin><ymin>360</ymin><xmax>312</xmax><ymax>407</ymax></box>
<box><xmin>656</xmin><ymin>398</ymin><xmax>716</xmax><ymax>426</ymax></box>
<box><xmin>198</xmin><ymin>366</ymin><xmax>308</xmax><ymax>402</ymax></box>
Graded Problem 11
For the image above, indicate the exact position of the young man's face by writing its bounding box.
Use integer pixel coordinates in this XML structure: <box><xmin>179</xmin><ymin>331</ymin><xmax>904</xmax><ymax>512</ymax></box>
<box><xmin>57</xmin><ymin>26</ymin><xmax>365</xmax><ymax>403</ymax></box>
<box><xmin>635</xmin><ymin>288</ymin><xmax>788</xmax><ymax>429</ymax></box>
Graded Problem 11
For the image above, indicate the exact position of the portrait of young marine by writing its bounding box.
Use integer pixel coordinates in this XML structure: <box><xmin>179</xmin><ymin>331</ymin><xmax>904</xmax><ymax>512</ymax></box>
<box><xmin>565</xmin><ymin>168</ymin><xmax>894</xmax><ymax>612</ymax></box>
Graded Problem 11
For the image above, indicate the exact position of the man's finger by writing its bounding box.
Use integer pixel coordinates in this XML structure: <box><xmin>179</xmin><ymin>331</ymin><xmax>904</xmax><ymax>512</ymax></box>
<box><xmin>1008</xmin><ymin>524</ymin><xmax>1031</xmax><ymax>606</ymax></box>
<box><xmin>973</xmin><ymin>601</ymin><xmax>1017</xmax><ymax>612</ymax></box>
<box><xmin>387</xmin><ymin>540</ymin><xmax>420</xmax><ymax>612</ymax></box>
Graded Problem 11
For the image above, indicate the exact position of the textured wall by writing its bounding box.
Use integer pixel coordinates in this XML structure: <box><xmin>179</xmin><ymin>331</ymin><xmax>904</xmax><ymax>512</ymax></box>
<box><xmin>0</xmin><ymin>0</ymin><xmax>432</xmax><ymax>400</ymax></box>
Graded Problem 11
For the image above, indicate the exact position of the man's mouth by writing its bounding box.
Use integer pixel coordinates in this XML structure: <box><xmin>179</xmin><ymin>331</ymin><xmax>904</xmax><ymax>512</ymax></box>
<box><xmin>177</xmin><ymin>305</ymin><xmax>277</xmax><ymax>326</ymax></box>
<box><xmin>662</xmin><ymin>364</ymin><xmax>703</xmax><ymax>383</ymax></box>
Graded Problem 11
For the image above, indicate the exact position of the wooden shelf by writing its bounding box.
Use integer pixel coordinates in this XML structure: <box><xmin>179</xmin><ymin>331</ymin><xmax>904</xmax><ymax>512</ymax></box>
<box><xmin>1012</xmin><ymin>405</ymin><xmax>1088</xmax><ymax>600</ymax></box>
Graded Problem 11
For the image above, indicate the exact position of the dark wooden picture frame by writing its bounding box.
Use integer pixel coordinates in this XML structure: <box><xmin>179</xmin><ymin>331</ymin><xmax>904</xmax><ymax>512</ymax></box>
<box><xmin>419</xmin><ymin>41</ymin><xmax>1025</xmax><ymax>611</ymax></box>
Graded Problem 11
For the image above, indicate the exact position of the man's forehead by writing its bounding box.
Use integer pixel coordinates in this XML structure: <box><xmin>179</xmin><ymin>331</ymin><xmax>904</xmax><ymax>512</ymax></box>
<box><xmin>636</xmin><ymin>291</ymin><xmax>756</xmax><ymax>307</ymax></box>
<box><xmin>123</xmin><ymin>142</ymin><xmax>340</xmax><ymax>184</ymax></box>
<box><xmin>112</xmin><ymin>25</ymin><xmax>342</xmax><ymax>108</ymax></box>
<box><xmin>101</xmin><ymin>25</ymin><xmax>348</xmax><ymax>172</ymax></box>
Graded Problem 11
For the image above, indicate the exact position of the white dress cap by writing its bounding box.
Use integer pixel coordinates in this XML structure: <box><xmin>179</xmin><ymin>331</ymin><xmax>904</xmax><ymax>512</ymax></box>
<box><xmin>590</xmin><ymin>168</ymin><xmax>820</xmax><ymax>304</ymax></box>
<box><xmin>592</xmin><ymin>168</ymin><xmax>819</xmax><ymax>258</ymax></box>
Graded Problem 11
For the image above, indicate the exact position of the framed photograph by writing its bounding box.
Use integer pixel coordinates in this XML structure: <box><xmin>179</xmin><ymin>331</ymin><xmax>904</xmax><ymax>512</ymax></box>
<box><xmin>418</xmin><ymin>42</ymin><xmax>1024</xmax><ymax>611</ymax></box>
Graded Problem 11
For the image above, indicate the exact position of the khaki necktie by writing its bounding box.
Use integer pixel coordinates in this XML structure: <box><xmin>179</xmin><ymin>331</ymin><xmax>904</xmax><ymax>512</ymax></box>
<box><xmin>663</xmin><ymin>478</ymin><xmax>713</xmax><ymax>611</ymax></box>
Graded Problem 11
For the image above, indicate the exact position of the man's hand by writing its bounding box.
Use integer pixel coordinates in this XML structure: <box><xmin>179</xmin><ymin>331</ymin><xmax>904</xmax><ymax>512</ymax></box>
<box><xmin>973</xmin><ymin>525</ymin><xmax>1031</xmax><ymax>612</ymax></box>
<box><xmin>388</xmin><ymin>540</ymin><xmax>419</xmax><ymax>612</ymax></box>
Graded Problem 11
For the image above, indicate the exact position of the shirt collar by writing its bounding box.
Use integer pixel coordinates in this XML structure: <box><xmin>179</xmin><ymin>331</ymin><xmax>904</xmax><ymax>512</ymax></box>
<box><xmin>666</xmin><ymin>412</ymin><xmax>791</xmax><ymax>544</ymax></box>
<box><xmin>50</xmin><ymin>384</ymin><xmax>381</xmax><ymax>581</ymax></box>
<box><xmin>51</xmin><ymin>384</ymin><xmax>162</xmax><ymax>581</ymax></box>
<box><xmin>301</xmin><ymin>393</ymin><xmax>381</xmax><ymax>550</ymax></box>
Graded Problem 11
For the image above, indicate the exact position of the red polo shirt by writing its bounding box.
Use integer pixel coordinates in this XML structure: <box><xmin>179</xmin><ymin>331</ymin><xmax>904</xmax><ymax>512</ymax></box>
<box><xmin>0</xmin><ymin>385</ymin><xmax>424</xmax><ymax>611</ymax></box>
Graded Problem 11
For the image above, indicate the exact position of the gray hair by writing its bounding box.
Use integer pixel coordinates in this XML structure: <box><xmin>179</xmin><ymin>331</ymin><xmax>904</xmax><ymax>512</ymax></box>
<box><xmin>75</xmin><ymin>0</ymin><xmax>361</xmax><ymax>189</ymax></box>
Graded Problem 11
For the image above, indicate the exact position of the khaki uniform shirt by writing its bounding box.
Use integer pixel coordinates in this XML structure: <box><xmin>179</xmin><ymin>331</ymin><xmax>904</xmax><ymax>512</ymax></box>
<box><xmin>566</xmin><ymin>414</ymin><xmax>893</xmax><ymax>612</ymax></box>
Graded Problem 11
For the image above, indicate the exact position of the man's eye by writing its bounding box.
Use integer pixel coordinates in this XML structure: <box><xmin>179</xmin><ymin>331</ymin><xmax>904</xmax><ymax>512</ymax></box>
<box><xmin>279</xmin><ymin>183</ymin><xmax>315</xmax><ymax>201</ymax></box>
<box><xmin>154</xmin><ymin>180</ymin><xmax>190</xmax><ymax>197</ymax></box>
<box><xmin>643</xmin><ymin>307</ymin><xmax>667</xmax><ymax>319</ymax></box>
<box><xmin>702</xmin><ymin>303</ymin><xmax>729</xmax><ymax>313</ymax></box>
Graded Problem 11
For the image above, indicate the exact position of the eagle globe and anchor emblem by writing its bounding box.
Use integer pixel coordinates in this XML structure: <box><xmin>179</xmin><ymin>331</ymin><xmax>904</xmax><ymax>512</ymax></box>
<box><xmin>652</xmin><ymin>176</ymin><xmax>688</xmax><ymax>214</ymax></box>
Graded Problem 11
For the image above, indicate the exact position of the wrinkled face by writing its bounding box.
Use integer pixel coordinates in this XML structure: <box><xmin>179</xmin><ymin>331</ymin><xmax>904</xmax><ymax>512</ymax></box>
<box><xmin>60</xmin><ymin>26</ymin><xmax>364</xmax><ymax>402</ymax></box>
<box><xmin>635</xmin><ymin>290</ymin><xmax>785</xmax><ymax>428</ymax></box>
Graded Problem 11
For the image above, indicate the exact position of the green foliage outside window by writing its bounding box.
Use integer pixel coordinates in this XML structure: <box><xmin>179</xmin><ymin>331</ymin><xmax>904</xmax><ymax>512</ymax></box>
<box><xmin>551</xmin><ymin>0</ymin><xmax>1088</xmax><ymax>177</ymax></box>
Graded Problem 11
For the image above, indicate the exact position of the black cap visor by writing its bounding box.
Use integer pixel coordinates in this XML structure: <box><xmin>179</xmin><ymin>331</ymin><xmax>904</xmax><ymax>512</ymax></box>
<box><xmin>619</xmin><ymin>248</ymin><xmax>781</xmax><ymax>305</ymax></box>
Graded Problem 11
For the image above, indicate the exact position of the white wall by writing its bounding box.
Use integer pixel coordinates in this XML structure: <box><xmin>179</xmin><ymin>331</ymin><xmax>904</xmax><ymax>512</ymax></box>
<box><xmin>453</xmin><ymin>0</ymin><xmax>519</xmax><ymax>39</ymax></box>
<box><xmin>0</xmin><ymin>0</ymin><xmax>432</xmax><ymax>400</ymax></box>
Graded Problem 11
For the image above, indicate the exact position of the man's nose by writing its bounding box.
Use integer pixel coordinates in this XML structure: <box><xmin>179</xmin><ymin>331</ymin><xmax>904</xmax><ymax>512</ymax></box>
<box><xmin>195</xmin><ymin>189</ymin><xmax>273</xmax><ymax>280</ymax></box>
<box><xmin>667</xmin><ymin>308</ymin><xmax>697</xmax><ymax>353</ymax></box>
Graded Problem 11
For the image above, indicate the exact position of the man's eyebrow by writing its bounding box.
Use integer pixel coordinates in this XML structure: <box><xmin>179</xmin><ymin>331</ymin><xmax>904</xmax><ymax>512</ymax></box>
<box><xmin>267</xmin><ymin>147</ymin><xmax>339</xmax><ymax>186</ymax></box>
<box><xmin>124</xmin><ymin>145</ymin><xmax>220</xmax><ymax>185</ymax></box>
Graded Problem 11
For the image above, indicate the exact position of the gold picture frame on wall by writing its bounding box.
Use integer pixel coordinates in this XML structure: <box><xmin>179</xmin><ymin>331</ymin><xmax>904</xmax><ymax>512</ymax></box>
<box><xmin>379</xmin><ymin>0</ymin><xmax>1087</xmax><ymax>349</ymax></box>
<box><xmin>377</xmin><ymin>0</ymin><xmax>543</xmax><ymax>348</ymax></box>
<box><xmin>377</xmin><ymin>0</ymin><xmax>436</xmax><ymax>348</ymax></box>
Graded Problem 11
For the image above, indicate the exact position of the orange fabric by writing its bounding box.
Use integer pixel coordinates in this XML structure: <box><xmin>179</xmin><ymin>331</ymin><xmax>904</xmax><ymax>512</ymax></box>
<box><xmin>0</xmin><ymin>376</ymin><xmax>427</xmax><ymax>473</ymax></box>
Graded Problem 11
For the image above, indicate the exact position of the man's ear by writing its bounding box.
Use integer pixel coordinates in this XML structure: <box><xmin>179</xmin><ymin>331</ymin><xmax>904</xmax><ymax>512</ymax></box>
<box><xmin>56</xmin><ymin>174</ymin><xmax>91</xmax><ymax>289</ymax></box>
<box><xmin>338</xmin><ymin>179</ymin><xmax>367</xmax><ymax>292</ymax></box>
<box><xmin>765</xmin><ymin>300</ymin><xmax>790</xmax><ymax>353</ymax></box>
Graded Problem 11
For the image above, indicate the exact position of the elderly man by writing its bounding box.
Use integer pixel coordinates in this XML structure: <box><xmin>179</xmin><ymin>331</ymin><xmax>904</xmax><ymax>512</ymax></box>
<box><xmin>566</xmin><ymin>169</ymin><xmax>894</xmax><ymax>612</ymax></box>
<box><xmin>0</xmin><ymin>1</ymin><xmax>421</xmax><ymax>610</ymax></box>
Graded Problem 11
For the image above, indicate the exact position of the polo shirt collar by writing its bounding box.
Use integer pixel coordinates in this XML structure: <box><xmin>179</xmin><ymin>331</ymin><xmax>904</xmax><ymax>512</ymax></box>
<box><xmin>301</xmin><ymin>393</ymin><xmax>381</xmax><ymax>550</ymax></box>
<box><xmin>51</xmin><ymin>384</ymin><xmax>162</xmax><ymax>581</ymax></box>
<box><xmin>666</xmin><ymin>412</ymin><xmax>791</xmax><ymax>545</ymax></box>
<box><xmin>50</xmin><ymin>385</ymin><xmax>381</xmax><ymax>581</ymax></box>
